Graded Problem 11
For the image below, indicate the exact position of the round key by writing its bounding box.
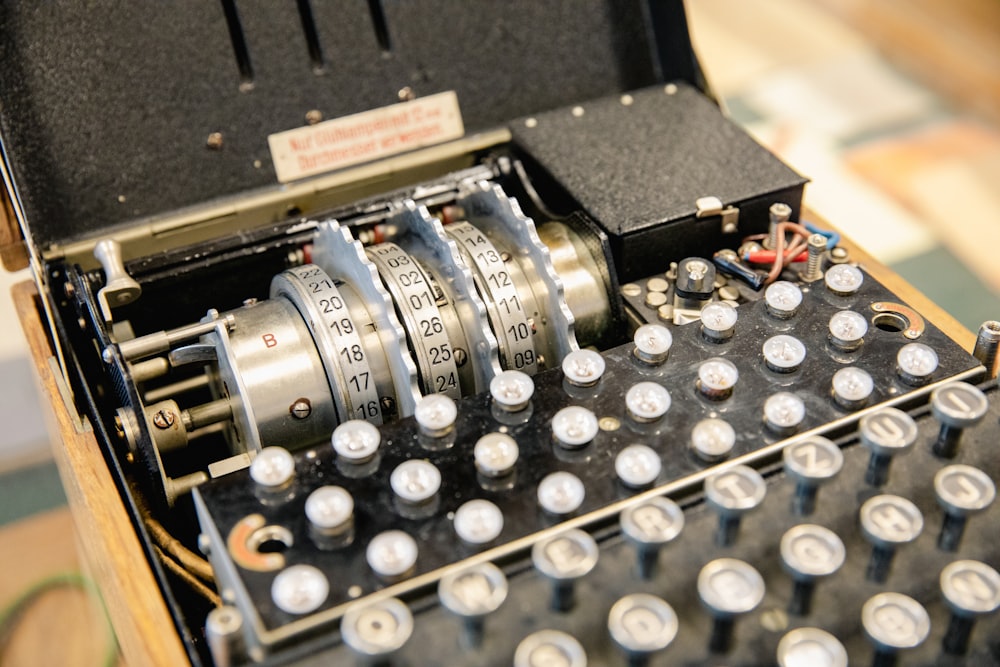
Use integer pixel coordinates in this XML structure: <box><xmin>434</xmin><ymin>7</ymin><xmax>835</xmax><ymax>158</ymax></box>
<box><xmin>453</xmin><ymin>499</ymin><xmax>504</xmax><ymax>545</ymax></box>
<box><xmin>783</xmin><ymin>437</ymin><xmax>844</xmax><ymax>515</ymax></box>
<box><xmin>490</xmin><ymin>370</ymin><xmax>535</xmax><ymax>412</ymax></box>
<box><xmin>780</xmin><ymin>524</ymin><xmax>846</xmax><ymax>616</ymax></box>
<box><xmin>862</xmin><ymin>593</ymin><xmax>930</xmax><ymax>664</ymax></box>
<box><xmin>390</xmin><ymin>459</ymin><xmax>441</xmax><ymax>504</ymax></box>
<box><xmin>562</xmin><ymin>349</ymin><xmax>605</xmax><ymax>387</ymax></box>
<box><xmin>473</xmin><ymin>432</ymin><xmax>519</xmax><ymax>478</ymax></box>
<box><xmin>690</xmin><ymin>418</ymin><xmax>736</xmax><ymax>463</ymax></box>
<box><xmin>532</xmin><ymin>529</ymin><xmax>598</xmax><ymax>611</ymax></box>
<box><xmin>930</xmin><ymin>382</ymin><xmax>989</xmax><ymax>458</ymax></box>
<box><xmin>697</xmin><ymin>357</ymin><xmax>739</xmax><ymax>400</ymax></box>
<box><xmin>896</xmin><ymin>343</ymin><xmax>938</xmax><ymax>386</ymax></box>
<box><xmin>271</xmin><ymin>564</ymin><xmax>328</xmax><ymax>615</ymax></box>
<box><xmin>859</xmin><ymin>495</ymin><xmax>923</xmax><ymax>583</ymax></box>
<box><xmin>824</xmin><ymin>264</ymin><xmax>863</xmax><ymax>296</ymax></box>
<box><xmin>934</xmin><ymin>464</ymin><xmax>996</xmax><ymax>551</ymax></box>
<box><xmin>828</xmin><ymin>310</ymin><xmax>868</xmax><ymax>351</ymax></box>
<box><xmin>332</xmin><ymin>419</ymin><xmax>381</xmax><ymax>464</ymax></box>
<box><xmin>764</xmin><ymin>281</ymin><xmax>803</xmax><ymax>319</ymax></box>
<box><xmin>698</xmin><ymin>558</ymin><xmax>765</xmax><ymax>653</ymax></box>
<box><xmin>620</xmin><ymin>497</ymin><xmax>684</xmax><ymax>579</ymax></box>
<box><xmin>366</xmin><ymin>530</ymin><xmax>418</xmax><ymax>580</ymax></box>
<box><xmin>537</xmin><ymin>472</ymin><xmax>586</xmax><ymax>515</ymax></box>
<box><xmin>831</xmin><ymin>366</ymin><xmax>874</xmax><ymax>410</ymax></box>
<box><xmin>763</xmin><ymin>392</ymin><xmax>806</xmax><ymax>436</ymax></box>
<box><xmin>777</xmin><ymin>627</ymin><xmax>847</xmax><ymax>667</ymax></box>
<box><xmin>305</xmin><ymin>485</ymin><xmax>354</xmax><ymax>537</ymax></box>
<box><xmin>414</xmin><ymin>393</ymin><xmax>458</xmax><ymax>437</ymax></box>
<box><xmin>615</xmin><ymin>444</ymin><xmax>662</xmax><ymax>488</ymax></box>
<box><xmin>705</xmin><ymin>466</ymin><xmax>766</xmax><ymax>547</ymax></box>
<box><xmin>341</xmin><ymin>597</ymin><xmax>413</xmax><ymax>659</ymax></box>
<box><xmin>250</xmin><ymin>447</ymin><xmax>295</xmax><ymax>489</ymax></box>
<box><xmin>859</xmin><ymin>407</ymin><xmax>918</xmax><ymax>486</ymax></box>
<box><xmin>762</xmin><ymin>335</ymin><xmax>807</xmax><ymax>373</ymax></box>
<box><xmin>514</xmin><ymin>630</ymin><xmax>587</xmax><ymax>667</ymax></box>
<box><xmin>608</xmin><ymin>594</ymin><xmax>678</xmax><ymax>665</ymax></box>
<box><xmin>625</xmin><ymin>382</ymin><xmax>671</xmax><ymax>423</ymax></box>
<box><xmin>633</xmin><ymin>324</ymin><xmax>673</xmax><ymax>365</ymax></box>
<box><xmin>551</xmin><ymin>406</ymin><xmax>599</xmax><ymax>449</ymax></box>
<box><xmin>940</xmin><ymin>560</ymin><xmax>1000</xmax><ymax>655</ymax></box>
<box><xmin>701</xmin><ymin>301</ymin><xmax>738</xmax><ymax>342</ymax></box>
<box><xmin>438</xmin><ymin>562</ymin><xmax>508</xmax><ymax>648</ymax></box>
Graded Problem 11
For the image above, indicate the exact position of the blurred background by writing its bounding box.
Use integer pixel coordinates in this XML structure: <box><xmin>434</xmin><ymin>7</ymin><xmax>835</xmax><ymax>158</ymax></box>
<box><xmin>0</xmin><ymin>0</ymin><xmax>998</xmax><ymax>660</ymax></box>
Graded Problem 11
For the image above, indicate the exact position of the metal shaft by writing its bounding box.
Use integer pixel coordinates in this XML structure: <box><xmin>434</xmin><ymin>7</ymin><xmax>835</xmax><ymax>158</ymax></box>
<box><xmin>789</xmin><ymin>580</ymin><xmax>816</xmax><ymax>616</ymax></box>
<box><xmin>972</xmin><ymin>320</ymin><xmax>1000</xmax><ymax>379</ymax></box>
<box><xmin>933</xmin><ymin>425</ymin><xmax>962</xmax><ymax>459</ymax></box>
<box><xmin>943</xmin><ymin>614</ymin><xmax>975</xmax><ymax>655</ymax></box>
<box><xmin>937</xmin><ymin>513</ymin><xmax>967</xmax><ymax>552</ymax></box>
<box><xmin>866</xmin><ymin>546</ymin><xmax>895</xmax><ymax>583</ymax></box>
<box><xmin>792</xmin><ymin>482</ymin><xmax>818</xmax><ymax>516</ymax></box>
<box><xmin>865</xmin><ymin>454</ymin><xmax>891</xmax><ymax>486</ymax></box>
<box><xmin>708</xmin><ymin>617</ymin><xmax>735</xmax><ymax>653</ymax></box>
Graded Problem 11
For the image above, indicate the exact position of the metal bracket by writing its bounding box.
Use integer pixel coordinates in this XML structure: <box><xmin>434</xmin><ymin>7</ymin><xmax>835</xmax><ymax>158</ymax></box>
<box><xmin>696</xmin><ymin>196</ymin><xmax>740</xmax><ymax>235</ymax></box>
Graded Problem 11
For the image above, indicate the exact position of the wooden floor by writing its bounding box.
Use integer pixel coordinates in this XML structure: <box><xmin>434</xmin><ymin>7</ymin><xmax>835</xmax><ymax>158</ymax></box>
<box><xmin>0</xmin><ymin>508</ymin><xmax>121</xmax><ymax>666</ymax></box>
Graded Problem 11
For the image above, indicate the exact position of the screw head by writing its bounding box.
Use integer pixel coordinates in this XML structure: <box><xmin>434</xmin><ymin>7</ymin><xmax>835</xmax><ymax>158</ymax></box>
<box><xmin>290</xmin><ymin>398</ymin><xmax>312</xmax><ymax>420</ymax></box>
<box><xmin>152</xmin><ymin>409</ymin><xmax>176</xmax><ymax>430</ymax></box>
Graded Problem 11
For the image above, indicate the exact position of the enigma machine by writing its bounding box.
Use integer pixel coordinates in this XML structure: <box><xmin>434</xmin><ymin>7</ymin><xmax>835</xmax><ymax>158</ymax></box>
<box><xmin>4</xmin><ymin>2</ymin><xmax>1000</xmax><ymax>666</ymax></box>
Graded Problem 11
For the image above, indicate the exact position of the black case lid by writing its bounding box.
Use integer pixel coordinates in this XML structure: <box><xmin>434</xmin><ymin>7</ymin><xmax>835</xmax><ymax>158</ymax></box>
<box><xmin>0</xmin><ymin>1</ymin><xmax>700</xmax><ymax>251</ymax></box>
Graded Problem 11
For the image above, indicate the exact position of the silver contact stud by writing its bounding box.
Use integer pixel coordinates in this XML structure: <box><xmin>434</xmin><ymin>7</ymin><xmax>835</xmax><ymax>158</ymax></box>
<box><xmin>620</xmin><ymin>497</ymin><xmax>684</xmax><ymax>579</ymax></box>
<box><xmin>490</xmin><ymin>370</ymin><xmax>535</xmax><ymax>412</ymax></box>
<box><xmin>473</xmin><ymin>432</ymin><xmax>519</xmax><ymax>477</ymax></box>
<box><xmin>783</xmin><ymin>437</ymin><xmax>844</xmax><ymax>515</ymax></box>
<box><xmin>608</xmin><ymin>594</ymin><xmax>678</xmax><ymax>661</ymax></box>
<box><xmin>831</xmin><ymin>366</ymin><xmax>874</xmax><ymax>410</ymax></box>
<box><xmin>331</xmin><ymin>419</ymin><xmax>381</xmax><ymax>464</ymax></box>
<box><xmin>776</xmin><ymin>628</ymin><xmax>847</xmax><ymax>667</ymax></box>
<box><xmin>366</xmin><ymin>530</ymin><xmax>418</xmax><ymax>579</ymax></box>
<box><xmin>438</xmin><ymin>562</ymin><xmax>508</xmax><ymax>649</ymax></box>
<box><xmin>824</xmin><ymin>264</ymin><xmax>864</xmax><ymax>296</ymax></box>
<box><xmin>271</xmin><ymin>564</ymin><xmax>329</xmax><ymax>615</ymax></box>
<box><xmin>453</xmin><ymin>499</ymin><xmax>504</xmax><ymax>544</ymax></box>
<box><xmin>934</xmin><ymin>464</ymin><xmax>996</xmax><ymax>551</ymax></box>
<box><xmin>615</xmin><ymin>444</ymin><xmax>662</xmax><ymax>488</ymax></box>
<box><xmin>551</xmin><ymin>406</ymin><xmax>599</xmax><ymax>449</ymax></box>
<box><xmin>390</xmin><ymin>459</ymin><xmax>441</xmax><ymax>504</ymax></box>
<box><xmin>698</xmin><ymin>558</ymin><xmax>765</xmax><ymax>653</ymax></box>
<box><xmin>764</xmin><ymin>281</ymin><xmax>803</xmax><ymax>319</ymax></box>
<box><xmin>828</xmin><ymin>310</ymin><xmax>868</xmax><ymax>351</ymax></box>
<box><xmin>341</xmin><ymin>597</ymin><xmax>414</xmax><ymax>658</ymax></box>
<box><xmin>860</xmin><ymin>494</ymin><xmax>923</xmax><ymax>583</ymax></box>
<box><xmin>561</xmin><ymin>349</ymin><xmax>606</xmax><ymax>387</ymax></box>
<box><xmin>633</xmin><ymin>323</ymin><xmax>673</xmax><ymax>365</ymax></box>
<box><xmin>705</xmin><ymin>465</ymin><xmax>766</xmax><ymax>547</ymax></box>
<box><xmin>780</xmin><ymin>524</ymin><xmax>846</xmax><ymax>616</ymax></box>
<box><xmin>304</xmin><ymin>486</ymin><xmax>353</xmax><ymax>535</ymax></box>
<box><xmin>762</xmin><ymin>335</ymin><xmax>807</xmax><ymax>373</ymax></box>
<box><xmin>414</xmin><ymin>393</ymin><xmax>458</xmax><ymax>437</ymax></box>
<box><xmin>700</xmin><ymin>301</ymin><xmax>738</xmax><ymax>342</ymax></box>
<box><xmin>697</xmin><ymin>358</ymin><xmax>739</xmax><ymax>400</ymax></box>
<box><xmin>690</xmin><ymin>418</ymin><xmax>737</xmax><ymax>462</ymax></box>
<box><xmin>514</xmin><ymin>630</ymin><xmax>587</xmax><ymax>667</ymax></box>
<box><xmin>940</xmin><ymin>560</ymin><xmax>1000</xmax><ymax>655</ymax></box>
<box><xmin>896</xmin><ymin>342</ymin><xmax>939</xmax><ymax>386</ymax></box>
<box><xmin>537</xmin><ymin>471</ymin><xmax>586</xmax><ymax>515</ymax></box>
<box><xmin>862</xmin><ymin>593</ymin><xmax>930</xmax><ymax>661</ymax></box>
<box><xmin>250</xmin><ymin>446</ymin><xmax>296</xmax><ymax>489</ymax></box>
<box><xmin>763</xmin><ymin>392</ymin><xmax>806</xmax><ymax>435</ymax></box>
<box><xmin>205</xmin><ymin>606</ymin><xmax>245</xmax><ymax>667</ymax></box>
<box><xmin>625</xmin><ymin>382</ymin><xmax>672</xmax><ymax>422</ymax></box>
<box><xmin>532</xmin><ymin>529</ymin><xmax>599</xmax><ymax>612</ymax></box>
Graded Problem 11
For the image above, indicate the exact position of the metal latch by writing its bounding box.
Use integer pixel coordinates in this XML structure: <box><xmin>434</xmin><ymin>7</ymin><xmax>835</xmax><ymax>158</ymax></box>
<box><xmin>696</xmin><ymin>196</ymin><xmax>740</xmax><ymax>234</ymax></box>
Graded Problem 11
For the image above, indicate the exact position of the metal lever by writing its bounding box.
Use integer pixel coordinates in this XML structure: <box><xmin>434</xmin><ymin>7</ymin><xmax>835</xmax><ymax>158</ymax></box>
<box><xmin>94</xmin><ymin>238</ymin><xmax>141</xmax><ymax>325</ymax></box>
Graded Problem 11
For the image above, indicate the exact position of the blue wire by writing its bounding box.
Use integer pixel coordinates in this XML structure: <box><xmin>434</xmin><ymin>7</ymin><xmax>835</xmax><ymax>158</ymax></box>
<box><xmin>803</xmin><ymin>221</ymin><xmax>840</xmax><ymax>249</ymax></box>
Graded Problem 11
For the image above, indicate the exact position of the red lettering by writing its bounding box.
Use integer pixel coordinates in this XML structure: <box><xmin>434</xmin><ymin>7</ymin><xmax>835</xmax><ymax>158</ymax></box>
<box><xmin>263</xmin><ymin>333</ymin><xmax>277</xmax><ymax>348</ymax></box>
